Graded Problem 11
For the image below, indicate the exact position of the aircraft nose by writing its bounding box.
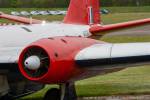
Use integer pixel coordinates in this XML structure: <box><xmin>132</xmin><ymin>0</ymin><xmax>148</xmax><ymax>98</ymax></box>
<box><xmin>24</xmin><ymin>56</ymin><xmax>41</xmax><ymax>70</ymax></box>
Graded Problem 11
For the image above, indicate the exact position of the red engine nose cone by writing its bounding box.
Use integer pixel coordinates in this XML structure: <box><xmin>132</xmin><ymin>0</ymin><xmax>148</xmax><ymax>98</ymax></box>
<box><xmin>24</xmin><ymin>56</ymin><xmax>41</xmax><ymax>70</ymax></box>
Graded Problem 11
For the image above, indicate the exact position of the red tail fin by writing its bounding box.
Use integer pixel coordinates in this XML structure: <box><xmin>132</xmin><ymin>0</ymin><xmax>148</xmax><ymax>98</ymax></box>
<box><xmin>63</xmin><ymin>0</ymin><xmax>100</xmax><ymax>25</ymax></box>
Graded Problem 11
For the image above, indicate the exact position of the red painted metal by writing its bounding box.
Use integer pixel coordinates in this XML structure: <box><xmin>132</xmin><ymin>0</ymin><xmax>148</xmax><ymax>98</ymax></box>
<box><xmin>18</xmin><ymin>37</ymin><xmax>102</xmax><ymax>84</ymax></box>
<box><xmin>90</xmin><ymin>18</ymin><xmax>150</xmax><ymax>34</ymax></box>
<box><xmin>63</xmin><ymin>0</ymin><xmax>100</xmax><ymax>25</ymax></box>
<box><xmin>0</xmin><ymin>13</ymin><xmax>42</xmax><ymax>24</ymax></box>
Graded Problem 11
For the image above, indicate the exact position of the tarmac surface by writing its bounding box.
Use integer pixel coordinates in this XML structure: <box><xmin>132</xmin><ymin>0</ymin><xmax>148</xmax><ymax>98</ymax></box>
<box><xmin>78</xmin><ymin>95</ymin><xmax>150</xmax><ymax>100</ymax></box>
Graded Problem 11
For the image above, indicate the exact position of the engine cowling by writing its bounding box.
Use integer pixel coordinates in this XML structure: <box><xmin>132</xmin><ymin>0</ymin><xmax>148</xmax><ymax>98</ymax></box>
<box><xmin>18</xmin><ymin>36</ymin><xmax>99</xmax><ymax>84</ymax></box>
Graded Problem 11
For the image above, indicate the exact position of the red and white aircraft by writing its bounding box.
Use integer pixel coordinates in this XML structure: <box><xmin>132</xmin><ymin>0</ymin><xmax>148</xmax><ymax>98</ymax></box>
<box><xmin>0</xmin><ymin>0</ymin><xmax>150</xmax><ymax>100</ymax></box>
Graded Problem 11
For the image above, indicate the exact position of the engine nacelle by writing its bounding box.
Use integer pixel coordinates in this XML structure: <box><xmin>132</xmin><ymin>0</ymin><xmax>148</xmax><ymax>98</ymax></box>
<box><xmin>19</xmin><ymin>36</ymin><xmax>99</xmax><ymax>84</ymax></box>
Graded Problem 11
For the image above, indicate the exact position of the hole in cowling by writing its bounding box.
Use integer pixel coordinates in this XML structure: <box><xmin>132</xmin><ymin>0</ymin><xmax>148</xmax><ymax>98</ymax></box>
<box><xmin>55</xmin><ymin>53</ymin><xmax>58</xmax><ymax>57</ymax></box>
<box><xmin>61</xmin><ymin>39</ymin><xmax>67</xmax><ymax>43</ymax></box>
<box><xmin>48</xmin><ymin>38</ymin><xmax>54</xmax><ymax>40</ymax></box>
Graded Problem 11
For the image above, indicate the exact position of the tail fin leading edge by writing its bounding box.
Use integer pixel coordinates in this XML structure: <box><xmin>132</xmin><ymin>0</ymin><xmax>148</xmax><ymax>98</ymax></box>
<box><xmin>63</xmin><ymin>0</ymin><xmax>100</xmax><ymax>25</ymax></box>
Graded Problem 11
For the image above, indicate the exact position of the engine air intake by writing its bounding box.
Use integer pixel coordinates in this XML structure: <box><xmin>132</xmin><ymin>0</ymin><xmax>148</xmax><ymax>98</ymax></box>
<box><xmin>22</xmin><ymin>46</ymin><xmax>50</xmax><ymax>78</ymax></box>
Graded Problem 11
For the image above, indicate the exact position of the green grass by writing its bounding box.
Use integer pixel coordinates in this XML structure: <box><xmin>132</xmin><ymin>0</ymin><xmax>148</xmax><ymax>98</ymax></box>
<box><xmin>0</xmin><ymin>8</ymin><xmax>67</xmax><ymax>14</ymax></box>
<box><xmin>4</xmin><ymin>7</ymin><xmax>149</xmax><ymax>100</ymax></box>
<box><xmin>103</xmin><ymin>6</ymin><xmax>150</xmax><ymax>13</ymax></box>
<box><xmin>101</xmin><ymin>35</ymin><xmax>150</xmax><ymax>43</ymax></box>
<box><xmin>101</xmin><ymin>13</ymin><xmax>150</xmax><ymax>24</ymax></box>
<box><xmin>77</xmin><ymin>66</ymin><xmax>150</xmax><ymax>97</ymax></box>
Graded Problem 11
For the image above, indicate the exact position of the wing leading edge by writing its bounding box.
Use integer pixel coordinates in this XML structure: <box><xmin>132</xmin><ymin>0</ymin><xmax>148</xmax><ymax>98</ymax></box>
<box><xmin>75</xmin><ymin>43</ymin><xmax>150</xmax><ymax>69</ymax></box>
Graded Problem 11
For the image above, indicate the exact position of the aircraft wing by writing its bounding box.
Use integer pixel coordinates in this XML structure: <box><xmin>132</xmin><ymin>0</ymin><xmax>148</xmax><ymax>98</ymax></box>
<box><xmin>1</xmin><ymin>42</ymin><xmax>150</xmax><ymax>69</ymax></box>
<box><xmin>0</xmin><ymin>47</ymin><xmax>21</xmax><ymax>64</ymax></box>
<box><xmin>75</xmin><ymin>43</ymin><xmax>150</xmax><ymax>68</ymax></box>
<box><xmin>0</xmin><ymin>46</ymin><xmax>22</xmax><ymax>72</ymax></box>
<box><xmin>90</xmin><ymin>18</ymin><xmax>150</xmax><ymax>36</ymax></box>
<box><xmin>0</xmin><ymin>13</ymin><xmax>42</xmax><ymax>24</ymax></box>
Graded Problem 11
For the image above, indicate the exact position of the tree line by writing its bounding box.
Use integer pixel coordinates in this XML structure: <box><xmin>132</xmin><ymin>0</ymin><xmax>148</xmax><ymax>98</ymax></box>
<box><xmin>0</xmin><ymin>0</ymin><xmax>150</xmax><ymax>8</ymax></box>
<box><xmin>101</xmin><ymin>0</ymin><xmax>150</xmax><ymax>6</ymax></box>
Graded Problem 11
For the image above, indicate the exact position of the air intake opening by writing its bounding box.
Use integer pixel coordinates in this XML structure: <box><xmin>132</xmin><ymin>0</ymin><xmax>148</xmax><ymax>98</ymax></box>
<box><xmin>22</xmin><ymin>46</ymin><xmax>50</xmax><ymax>78</ymax></box>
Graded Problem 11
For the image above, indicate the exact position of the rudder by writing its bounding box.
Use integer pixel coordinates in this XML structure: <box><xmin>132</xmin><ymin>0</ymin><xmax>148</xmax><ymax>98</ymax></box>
<box><xmin>63</xmin><ymin>0</ymin><xmax>100</xmax><ymax>25</ymax></box>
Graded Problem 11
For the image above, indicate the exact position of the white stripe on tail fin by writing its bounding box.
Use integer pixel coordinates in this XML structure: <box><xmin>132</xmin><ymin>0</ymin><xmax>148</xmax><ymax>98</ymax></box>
<box><xmin>63</xmin><ymin>0</ymin><xmax>100</xmax><ymax>25</ymax></box>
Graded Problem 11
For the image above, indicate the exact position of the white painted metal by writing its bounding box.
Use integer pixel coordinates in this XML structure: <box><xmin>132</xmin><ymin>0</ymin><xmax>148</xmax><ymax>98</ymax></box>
<box><xmin>24</xmin><ymin>56</ymin><xmax>41</xmax><ymax>70</ymax></box>
<box><xmin>75</xmin><ymin>43</ymin><xmax>112</xmax><ymax>60</ymax></box>
<box><xmin>0</xmin><ymin>22</ymin><xmax>91</xmax><ymax>63</ymax></box>
<box><xmin>75</xmin><ymin>43</ymin><xmax>150</xmax><ymax>60</ymax></box>
<box><xmin>111</xmin><ymin>43</ymin><xmax>150</xmax><ymax>58</ymax></box>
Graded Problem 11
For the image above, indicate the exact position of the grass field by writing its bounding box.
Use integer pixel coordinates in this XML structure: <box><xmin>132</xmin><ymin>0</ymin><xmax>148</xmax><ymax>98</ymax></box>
<box><xmin>3</xmin><ymin>7</ymin><xmax>148</xmax><ymax>100</ymax></box>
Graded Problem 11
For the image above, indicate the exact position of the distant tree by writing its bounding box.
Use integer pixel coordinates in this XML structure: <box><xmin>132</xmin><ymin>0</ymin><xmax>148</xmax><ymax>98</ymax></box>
<box><xmin>0</xmin><ymin>0</ymin><xmax>150</xmax><ymax>8</ymax></box>
<box><xmin>10</xmin><ymin>0</ymin><xmax>17</xmax><ymax>7</ymax></box>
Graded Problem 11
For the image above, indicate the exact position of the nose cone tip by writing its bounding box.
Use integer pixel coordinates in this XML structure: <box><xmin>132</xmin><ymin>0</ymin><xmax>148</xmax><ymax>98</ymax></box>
<box><xmin>24</xmin><ymin>56</ymin><xmax>41</xmax><ymax>70</ymax></box>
